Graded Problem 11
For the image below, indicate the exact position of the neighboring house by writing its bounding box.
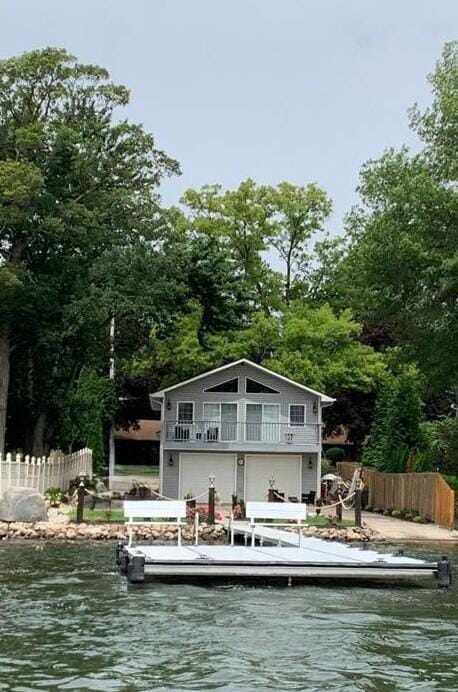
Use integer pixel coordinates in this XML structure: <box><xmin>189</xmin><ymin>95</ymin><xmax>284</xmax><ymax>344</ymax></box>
<box><xmin>149</xmin><ymin>359</ymin><xmax>334</xmax><ymax>503</ymax></box>
<box><xmin>114</xmin><ymin>420</ymin><xmax>160</xmax><ymax>468</ymax></box>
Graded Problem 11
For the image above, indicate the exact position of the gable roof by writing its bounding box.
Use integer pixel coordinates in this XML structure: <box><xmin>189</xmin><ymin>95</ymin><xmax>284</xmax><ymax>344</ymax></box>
<box><xmin>149</xmin><ymin>359</ymin><xmax>335</xmax><ymax>405</ymax></box>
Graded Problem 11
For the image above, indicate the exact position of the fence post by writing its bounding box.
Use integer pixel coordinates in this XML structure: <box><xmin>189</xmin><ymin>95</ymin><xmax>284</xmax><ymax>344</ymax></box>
<box><xmin>355</xmin><ymin>485</ymin><xmax>362</xmax><ymax>528</ymax></box>
<box><xmin>208</xmin><ymin>474</ymin><xmax>215</xmax><ymax>525</ymax></box>
<box><xmin>76</xmin><ymin>478</ymin><xmax>85</xmax><ymax>523</ymax></box>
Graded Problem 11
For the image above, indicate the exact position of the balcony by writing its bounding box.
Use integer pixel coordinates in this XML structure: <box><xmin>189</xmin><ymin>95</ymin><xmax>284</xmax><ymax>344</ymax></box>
<box><xmin>164</xmin><ymin>420</ymin><xmax>321</xmax><ymax>446</ymax></box>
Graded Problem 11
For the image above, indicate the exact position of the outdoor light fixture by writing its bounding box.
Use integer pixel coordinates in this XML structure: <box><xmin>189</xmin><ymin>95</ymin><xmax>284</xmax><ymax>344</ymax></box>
<box><xmin>308</xmin><ymin>457</ymin><xmax>313</xmax><ymax>469</ymax></box>
<box><xmin>168</xmin><ymin>455</ymin><xmax>174</xmax><ymax>466</ymax></box>
<box><xmin>237</xmin><ymin>458</ymin><xmax>244</xmax><ymax>466</ymax></box>
<box><xmin>313</xmin><ymin>401</ymin><xmax>317</xmax><ymax>415</ymax></box>
<box><xmin>268</xmin><ymin>476</ymin><xmax>275</xmax><ymax>489</ymax></box>
<box><xmin>166</xmin><ymin>399</ymin><xmax>172</xmax><ymax>411</ymax></box>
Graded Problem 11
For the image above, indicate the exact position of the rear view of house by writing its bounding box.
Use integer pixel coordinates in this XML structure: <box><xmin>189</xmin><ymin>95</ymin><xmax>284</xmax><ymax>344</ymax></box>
<box><xmin>149</xmin><ymin>359</ymin><xmax>334</xmax><ymax>503</ymax></box>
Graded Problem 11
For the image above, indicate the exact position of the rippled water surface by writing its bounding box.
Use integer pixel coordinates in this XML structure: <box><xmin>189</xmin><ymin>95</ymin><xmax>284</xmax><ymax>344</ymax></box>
<box><xmin>0</xmin><ymin>542</ymin><xmax>457</xmax><ymax>691</ymax></box>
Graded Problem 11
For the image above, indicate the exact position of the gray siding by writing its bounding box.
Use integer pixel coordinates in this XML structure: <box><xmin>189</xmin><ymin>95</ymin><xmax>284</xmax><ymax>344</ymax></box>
<box><xmin>162</xmin><ymin>362</ymin><xmax>321</xmax><ymax>453</ymax></box>
<box><xmin>301</xmin><ymin>453</ymin><xmax>318</xmax><ymax>495</ymax></box>
<box><xmin>162</xmin><ymin>451</ymin><xmax>179</xmax><ymax>498</ymax></box>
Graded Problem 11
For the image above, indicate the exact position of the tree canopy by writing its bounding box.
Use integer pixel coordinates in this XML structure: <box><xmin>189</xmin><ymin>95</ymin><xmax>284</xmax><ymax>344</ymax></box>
<box><xmin>0</xmin><ymin>43</ymin><xmax>456</xmax><ymax>474</ymax></box>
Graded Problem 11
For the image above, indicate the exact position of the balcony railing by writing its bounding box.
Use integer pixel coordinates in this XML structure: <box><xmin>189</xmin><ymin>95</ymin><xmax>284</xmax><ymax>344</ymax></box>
<box><xmin>165</xmin><ymin>420</ymin><xmax>320</xmax><ymax>445</ymax></box>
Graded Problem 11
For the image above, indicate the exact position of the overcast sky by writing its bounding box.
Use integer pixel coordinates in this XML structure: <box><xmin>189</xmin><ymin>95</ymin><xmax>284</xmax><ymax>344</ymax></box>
<box><xmin>1</xmin><ymin>1</ymin><xmax>457</xmax><ymax>236</ymax></box>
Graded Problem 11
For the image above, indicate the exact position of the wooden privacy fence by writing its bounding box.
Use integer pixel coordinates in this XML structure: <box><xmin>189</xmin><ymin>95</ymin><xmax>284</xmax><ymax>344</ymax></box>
<box><xmin>0</xmin><ymin>448</ymin><xmax>92</xmax><ymax>497</ymax></box>
<box><xmin>337</xmin><ymin>462</ymin><xmax>455</xmax><ymax>529</ymax></box>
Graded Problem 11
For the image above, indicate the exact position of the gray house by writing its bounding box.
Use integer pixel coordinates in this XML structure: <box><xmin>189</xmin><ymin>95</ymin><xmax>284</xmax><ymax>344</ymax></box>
<box><xmin>149</xmin><ymin>359</ymin><xmax>334</xmax><ymax>504</ymax></box>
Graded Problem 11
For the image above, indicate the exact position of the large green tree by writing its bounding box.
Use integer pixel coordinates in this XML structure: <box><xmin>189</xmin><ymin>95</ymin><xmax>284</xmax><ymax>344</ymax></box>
<box><xmin>0</xmin><ymin>48</ymin><xmax>179</xmax><ymax>454</ymax></box>
<box><xmin>319</xmin><ymin>43</ymin><xmax>458</xmax><ymax>396</ymax></box>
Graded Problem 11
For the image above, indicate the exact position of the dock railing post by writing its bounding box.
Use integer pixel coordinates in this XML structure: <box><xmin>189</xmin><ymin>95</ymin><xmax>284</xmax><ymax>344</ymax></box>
<box><xmin>76</xmin><ymin>476</ymin><xmax>85</xmax><ymax>523</ymax></box>
<box><xmin>208</xmin><ymin>474</ymin><xmax>215</xmax><ymax>525</ymax></box>
<box><xmin>194</xmin><ymin>511</ymin><xmax>199</xmax><ymax>545</ymax></box>
<box><xmin>355</xmin><ymin>485</ymin><xmax>362</xmax><ymax>528</ymax></box>
<box><xmin>336</xmin><ymin>499</ymin><xmax>343</xmax><ymax>523</ymax></box>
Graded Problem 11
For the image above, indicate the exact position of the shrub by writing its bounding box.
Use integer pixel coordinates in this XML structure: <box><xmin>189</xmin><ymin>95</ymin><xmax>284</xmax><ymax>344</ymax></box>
<box><xmin>373</xmin><ymin>507</ymin><xmax>383</xmax><ymax>514</ymax></box>
<box><xmin>324</xmin><ymin>447</ymin><xmax>346</xmax><ymax>464</ymax></box>
<box><xmin>186</xmin><ymin>505</ymin><xmax>223</xmax><ymax>523</ymax></box>
<box><xmin>413</xmin><ymin>515</ymin><xmax>426</xmax><ymax>523</ymax></box>
<box><xmin>365</xmin><ymin>505</ymin><xmax>373</xmax><ymax>513</ymax></box>
<box><xmin>443</xmin><ymin>475</ymin><xmax>458</xmax><ymax>492</ymax></box>
<box><xmin>45</xmin><ymin>487</ymin><xmax>64</xmax><ymax>507</ymax></box>
<box><xmin>391</xmin><ymin>509</ymin><xmax>403</xmax><ymax>518</ymax></box>
<box><xmin>404</xmin><ymin>512</ymin><xmax>414</xmax><ymax>521</ymax></box>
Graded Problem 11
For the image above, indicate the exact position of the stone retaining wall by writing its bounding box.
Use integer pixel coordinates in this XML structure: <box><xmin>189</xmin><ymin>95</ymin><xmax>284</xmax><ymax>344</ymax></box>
<box><xmin>0</xmin><ymin>521</ymin><xmax>380</xmax><ymax>543</ymax></box>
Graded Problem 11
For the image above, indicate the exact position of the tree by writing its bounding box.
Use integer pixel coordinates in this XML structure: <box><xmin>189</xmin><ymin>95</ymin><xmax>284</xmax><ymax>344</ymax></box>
<box><xmin>264</xmin><ymin>182</ymin><xmax>331</xmax><ymax>302</ymax></box>
<box><xmin>0</xmin><ymin>48</ymin><xmax>179</xmax><ymax>453</ymax></box>
<box><xmin>324</xmin><ymin>43</ymin><xmax>458</xmax><ymax>395</ymax></box>
<box><xmin>363</xmin><ymin>368</ymin><xmax>425</xmax><ymax>472</ymax></box>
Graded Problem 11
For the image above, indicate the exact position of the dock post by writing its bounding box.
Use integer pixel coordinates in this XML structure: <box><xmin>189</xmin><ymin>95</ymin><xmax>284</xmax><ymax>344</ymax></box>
<box><xmin>208</xmin><ymin>475</ymin><xmax>215</xmax><ymax>525</ymax></box>
<box><xmin>437</xmin><ymin>556</ymin><xmax>452</xmax><ymax>588</ymax></box>
<box><xmin>336</xmin><ymin>500</ymin><xmax>342</xmax><ymax>523</ymax></box>
<box><xmin>354</xmin><ymin>486</ymin><xmax>362</xmax><ymax>528</ymax></box>
<box><xmin>76</xmin><ymin>478</ymin><xmax>85</xmax><ymax>523</ymax></box>
<box><xmin>127</xmin><ymin>555</ymin><xmax>145</xmax><ymax>584</ymax></box>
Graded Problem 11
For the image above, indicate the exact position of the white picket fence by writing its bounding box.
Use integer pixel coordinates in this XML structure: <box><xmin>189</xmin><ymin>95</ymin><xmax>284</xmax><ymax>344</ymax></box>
<box><xmin>0</xmin><ymin>448</ymin><xmax>93</xmax><ymax>497</ymax></box>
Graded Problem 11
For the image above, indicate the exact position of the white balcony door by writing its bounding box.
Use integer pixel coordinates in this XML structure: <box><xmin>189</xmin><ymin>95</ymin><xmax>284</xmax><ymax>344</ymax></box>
<box><xmin>246</xmin><ymin>403</ymin><xmax>280</xmax><ymax>442</ymax></box>
<box><xmin>203</xmin><ymin>403</ymin><xmax>237</xmax><ymax>441</ymax></box>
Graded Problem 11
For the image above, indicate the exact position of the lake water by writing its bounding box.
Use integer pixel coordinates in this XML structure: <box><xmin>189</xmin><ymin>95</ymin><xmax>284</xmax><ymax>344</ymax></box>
<box><xmin>0</xmin><ymin>542</ymin><xmax>457</xmax><ymax>691</ymax></box>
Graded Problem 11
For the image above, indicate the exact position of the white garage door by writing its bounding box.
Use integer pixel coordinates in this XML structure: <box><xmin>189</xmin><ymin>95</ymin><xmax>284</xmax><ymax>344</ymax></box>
<box><xmin>180</xmin><ymin>453</ymin><xmax>236</xmax><ymax>503</ymax></box>
<box><xmin>245</xmin><ymin>454</ymin><xmax>301</xmax><ymax>502</ymax></box>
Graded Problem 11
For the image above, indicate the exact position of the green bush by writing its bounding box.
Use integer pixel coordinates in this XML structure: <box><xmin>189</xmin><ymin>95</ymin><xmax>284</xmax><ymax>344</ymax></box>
<box><xmin>404</xmin><ymin>512</ymin><xmax>414</xmax><ymax>521</ymax></box>
<box><xmin>383</xmin><ymin>509</ymin><xmax>392</xmax><ymax>516</ymax></box>
<box><xmin>365</xmin><ymin>505</ymin><xmax>373</xmax><ymax>513</ymax></box>
<box><xmin>412</xmin><ymin>515</ymin><xmax>426</xmax><ymax>523</ymax></box>
<box><xmin>443</xmin><ymin>475</ymin><xmax>458</xmax><ymax>492</ymax></box>
<box><xmin>391</xmin><ymin>509</ymin><xmax>403</xmax><ymax>518</ymax></box>
<box><xmin>324</xmin><ymin>447</ymin><xmax>346</xmax><ymax>464</ymax></box>
<box><xmin>45</xmin><ymin>487</ymin><xmax>64</xmax><ymax>507</ymax></box>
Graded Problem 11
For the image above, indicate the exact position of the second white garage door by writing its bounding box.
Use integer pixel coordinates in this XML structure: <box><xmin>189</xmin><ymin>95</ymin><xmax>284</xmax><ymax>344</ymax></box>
<box><xmin>179</xmin><ymin>453</ymin><xmax>236</xmax><ymax>503</ymax></box>
<box><xmin>245</xmin><ymin>454</ymin><xmax>301</xmax><ymax>502</ymax></box>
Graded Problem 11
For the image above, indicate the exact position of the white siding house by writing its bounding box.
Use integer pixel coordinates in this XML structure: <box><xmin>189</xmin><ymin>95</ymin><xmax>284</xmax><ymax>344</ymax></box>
<box><xmin>149</xmin><ymin>359</ymin><xmax>334</xmax><ymax>503</ymax></box>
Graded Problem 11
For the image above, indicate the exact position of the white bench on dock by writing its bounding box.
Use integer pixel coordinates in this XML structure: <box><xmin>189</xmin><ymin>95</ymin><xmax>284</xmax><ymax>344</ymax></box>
<box><xmin>239</xmin><ymin>501</ymin><xmax>307</xmax><ymax>548</ymax></box>
<box><xmin>124</xmin><ymin>500</ymin><xmax>187</xmax><ymax>547</ymax></box>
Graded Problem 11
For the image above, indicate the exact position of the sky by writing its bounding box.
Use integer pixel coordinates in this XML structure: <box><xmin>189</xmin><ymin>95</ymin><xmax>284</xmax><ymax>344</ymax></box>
<box><xmin>1</xmin><ymin>0</ymin><xmax>457</xmax><ymax>238</ymax></box>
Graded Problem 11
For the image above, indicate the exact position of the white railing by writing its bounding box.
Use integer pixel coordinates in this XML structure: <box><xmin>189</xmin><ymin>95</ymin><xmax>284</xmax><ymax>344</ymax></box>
<box><xmin>165</xmin><ymin>421</ymin><xmax>320</xmax><ymax>445</ymax></box>
<box><xmin>0</xmin><ymin>447</ymin><xmax>93</xmax><ymax>496</ymax></box>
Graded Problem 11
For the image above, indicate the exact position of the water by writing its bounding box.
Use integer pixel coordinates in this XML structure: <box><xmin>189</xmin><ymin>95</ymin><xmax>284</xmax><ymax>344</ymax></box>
<box><xmin>0</xmin><ymin>542</ymin><xmax>457</xmax><ymax>692</ymax></box>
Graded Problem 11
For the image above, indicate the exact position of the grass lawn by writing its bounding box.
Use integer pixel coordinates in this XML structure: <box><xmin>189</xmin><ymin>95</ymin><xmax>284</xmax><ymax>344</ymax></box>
<box><xmin>69</xmin><ymin>508</ymin><xmax>125</xmax><ymax>522</ymax></box>
<box><xmin>304</xmin><ymin>515</ymin><xmax>354</xmax><ymax>527</ymax></box>
<box><xmin>114</xmin><ymin>464</ymin><xmax>159</xmax><ymax>477</ymax></box>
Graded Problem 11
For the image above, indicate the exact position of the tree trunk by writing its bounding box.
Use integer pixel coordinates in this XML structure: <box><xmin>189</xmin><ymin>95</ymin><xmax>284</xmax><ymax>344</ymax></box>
<box><xmin>31</xmin><ymin>411</ymin><xmax>47</xmax><ymax>458</ymax></box>
<box><xmin>0</xmin><ymin>326</ymin><xmax>10</xmax><ymax>455</ymax></box>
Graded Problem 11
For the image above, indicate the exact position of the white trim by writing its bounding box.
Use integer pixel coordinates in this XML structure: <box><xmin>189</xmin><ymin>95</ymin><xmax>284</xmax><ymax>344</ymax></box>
<box><xmin>176</xmin><ymin>401</ymin><xmax>194</xmax><ymax>423</ymax></box>
<box><xmin>150</xmin><ymin>359</ymin><xmax>335</xmax><ymax>403</ymax></box>
<box><xmin>178</xmin><ymin>452</ymin><xmax>237</xmax><ymax>500</ymax></box>
<box><xmin>288</xmin><ymin>403</ymin><xmax>306</xmax><ymax>427</ymax></box>
<box><xmin>202</xmin><ymin>401</ymin><xmax>239</xmax><ymax>442</ymax></box>
<box><xmin>203</xmin><ymin>376</ymin><xmax>239</xmax><ymax>393</ymax></box>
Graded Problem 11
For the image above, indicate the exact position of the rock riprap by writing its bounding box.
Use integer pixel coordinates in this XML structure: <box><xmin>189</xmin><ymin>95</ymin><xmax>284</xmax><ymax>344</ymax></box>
<box><xmin>0</xmin><ymin>487</ymin><xmax>48</xmax><ymax>523</ymax></box>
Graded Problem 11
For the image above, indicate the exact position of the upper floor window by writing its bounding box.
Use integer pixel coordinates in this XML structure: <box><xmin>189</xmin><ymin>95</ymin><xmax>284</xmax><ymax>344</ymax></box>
<box><xmin>289</xmin><ymin>404</ymin><xmax>305</xmax><ymax>427</ymax></box>
<box><xmin>246</xmin><ymin>378</ymin><xmax>279</xmax><ymax>394</ymax></box>
<box><xmin>177</xmin><ymin>401</ymin><xmax>194</xmax><ymax>423</ymax></box>
<box><xmin>204</xmin><ymin>377</ymin><xmax>238</xmax><ymax>393</ymax></box>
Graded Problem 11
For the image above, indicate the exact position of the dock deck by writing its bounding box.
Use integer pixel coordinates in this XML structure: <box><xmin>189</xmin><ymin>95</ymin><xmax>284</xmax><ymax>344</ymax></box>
<box><xmin>118</xmin><ymin>539</ymin><xmax>449</xmax><ymax>586</ymax></box>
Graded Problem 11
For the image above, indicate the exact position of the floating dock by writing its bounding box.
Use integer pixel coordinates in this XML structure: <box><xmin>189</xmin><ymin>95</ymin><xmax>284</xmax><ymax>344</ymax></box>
<box><xmin>117</xmin><ymin>501</ymin><xmax>452</xmax><ymax>587</ymax></box>
<box><xmin>116</xmin><ymin>537</ymin><xmax>451</xmax><ymax>587</ymax></box>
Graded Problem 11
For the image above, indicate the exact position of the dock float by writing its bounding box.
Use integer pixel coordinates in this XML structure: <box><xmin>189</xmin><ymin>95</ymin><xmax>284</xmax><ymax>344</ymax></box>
<box><xmin>116</xmin><ymin>500</ymin><xmax>452</xmax><ymax>588</ymax></box>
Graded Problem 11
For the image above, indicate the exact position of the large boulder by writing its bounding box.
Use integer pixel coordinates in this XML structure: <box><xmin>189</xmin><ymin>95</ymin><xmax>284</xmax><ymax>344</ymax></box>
<box><xmin>0</xmin><ymin>487</ymin><xmax>48</xmax><ymax>523</ymax></box>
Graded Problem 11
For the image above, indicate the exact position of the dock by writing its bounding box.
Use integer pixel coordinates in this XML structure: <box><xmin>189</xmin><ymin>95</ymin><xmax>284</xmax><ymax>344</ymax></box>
<box><xmin>116</xmin><ymin>500</ymin><xmax>452</xmax><ymax>587</ymax></box>
<box><xmin>117</xmin><ymin>538</ymin><xmax>450</xmax><ymax>587</ymax></box>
